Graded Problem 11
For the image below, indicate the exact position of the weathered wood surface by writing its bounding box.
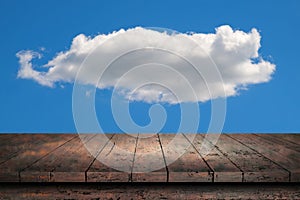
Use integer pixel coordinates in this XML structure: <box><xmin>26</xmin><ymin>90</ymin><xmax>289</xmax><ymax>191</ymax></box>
<box><xmin>0</xmin><ymin>183</ymin><xmax>299</xmax><ymax>200</ymax></box>
<box><xmin>21</xmin><ymin>134</ymin><xmax>96</xmax><ymax>182</ymax></box>
<box><xmin>0</xmin><ymin>133</ymin><xmax>299</xmax><ymax>182</ymax></box>
<box><xmin>229</xmin><ymin>134</ymin><xmax>300</xmax><ymax>182</ymax></box>
<box><xmin>132</xmin><ymin>134</ymin><xmax>167</xmax><ymax>182</ymax></box>
<box><xmin>264</xmin><ymin>133</ymin><xmax>300</xmax><ymax>145</ymax></box>
<box><xmin>187</xmin><ymin>134</ymin><xmax>242</xmax><ymax>182</ymax></box>
<box><xmin>0</xmin><ymin>134</ymin><xmax>76</xmax><ymax>182</ymax></box>
<box><xmin>209</xmin><ymin>134</ymin><xmax>289</xmax><ymax>182</ymax></box>
<box><xmin>253</xmin><ymin>133</ymin><xmax>300</xmax><ymax>152</ymax></box>
<box><xmin>160</xmin><ymin>134</ymin><xmax>212</xmax><ymax>182</ymax></box>
<box><xmin>87</xmin><ymin>134</ymin><xmax>136</xmax><ymax>182</ymax></box>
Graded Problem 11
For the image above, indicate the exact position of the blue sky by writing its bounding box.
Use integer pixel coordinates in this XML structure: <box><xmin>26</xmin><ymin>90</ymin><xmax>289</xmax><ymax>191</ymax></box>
<box><xmin>0</xmin><ymin>0</ymin><xmax>299</xmax><ymax>133</ymax></box>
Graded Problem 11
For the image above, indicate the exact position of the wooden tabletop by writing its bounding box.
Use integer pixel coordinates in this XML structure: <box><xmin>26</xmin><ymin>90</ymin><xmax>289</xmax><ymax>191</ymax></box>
<box><xmin>0</xmin><ymin>133</ymin><xmax>299</xmax><ymax>182</ymax></box>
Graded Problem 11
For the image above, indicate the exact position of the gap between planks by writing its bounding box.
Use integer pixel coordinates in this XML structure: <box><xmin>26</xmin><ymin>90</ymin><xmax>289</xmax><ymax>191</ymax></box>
<box><xmin>225</xmin><ymin>134</ymin><xmax>291</xmax><ymax>182</ymax></box>
<box><xmin>0</xmin><ymin>134</ymin><xmax>299</xmax><ymax>182</ymax></box>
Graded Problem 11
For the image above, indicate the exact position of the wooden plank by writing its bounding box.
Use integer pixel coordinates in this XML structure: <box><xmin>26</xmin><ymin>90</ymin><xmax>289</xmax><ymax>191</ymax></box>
<box><xmin>87</xmin><ymin>134</ymin><xmax>137</xmax><ymax>182</ymax></box>
<box><xmin>20</xmin><ymin>134</ymin><xmax>94</xmax><ymax>182</ymax></box>
<box><xmin>254</xmin><ymin>134</ymin><xmax>300</xmax><ymax>152</ymax></box>
<box><xmin>50</xmin><ymin>134</ymin><xmax>113</xmax><ymax>182</ymax></box>
<box><xmin>0</xmin><ymin>134</ymin><xmax>52</xmax><ymax>164</ymax></box>
<box><xmin>0</xmin><ymin>134</ymin><xmax>76</xmax><ymax>182</ymax></box>
<box><xmin>131</xmin><ymin>134</ymin><xmax>167</xmax><ymax>182</ymax></box>
<box><xmin>229</xmin><ymin>134</ymin><xmax>300</xmax><ymax>182</ymax></box>
<box><xmin>0</xmin><ymin>134</ymin><xmax>18</xmax><ymax>144</ymax></box>
<box><xmin>267</xmin><ymin>134</ymin><xmax>300</xmax><ymax>145</ymax></box>
<box><xmin>159</xmin><ymin>134</ymin><xmax>212</xmax><ymax>182</ymax></box>
<box><xmin>1</xmin><ymin>183</ymin><xmax>300</xmax><ymax>199</ymax></box>
<box><xmin>188</xmin><ymin>134</ymin><xmax>242</xmax><ymax>182</ymax></box>
<box><xmin>0</xmin><ymin>133</ymin><xmax>299</xmax><ymax>183</ymax></box>
<box><xmin>206</xmin><ymin>134</ymin><xmax>289</xmax><ymax>182</ymax></box>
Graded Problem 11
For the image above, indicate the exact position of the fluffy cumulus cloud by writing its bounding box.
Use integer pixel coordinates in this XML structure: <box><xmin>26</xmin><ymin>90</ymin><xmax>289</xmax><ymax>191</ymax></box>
<box><xmin>16</xmin><ymin>25</ymin><xmax>275</xmax><ymax>104</ymax></box>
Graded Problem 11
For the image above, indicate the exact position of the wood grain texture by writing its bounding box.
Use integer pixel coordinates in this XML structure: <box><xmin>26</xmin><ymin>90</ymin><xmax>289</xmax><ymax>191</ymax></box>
<box><xmin>267</xmin><ymin>134</ymin><xmax>300</xmax><ymax>145</ymax></box>
<box><xmin>160</xmin><ymin>134</ymin><xmax>212</xmax><ymax>182</ymax></box>
<box><xmin>0</xmin><ymin>134</ymin><xmax>76</xmax><ymax>182</ymax></box>
<box><xmin>0</xmin><ymin>183</ymin><xmax>299</xmax><ymax>199</ymax></box>
<box><xmin>0</xmin><ymin>134</ymin><xmax>48</xmax><ymax>164</ymax></box>
<box><xmin>0</xmin><ymin>134</ymin><xmax>299</xmax><ymax>182</ymax></box>
<box><xmin>229</xmin><ymin>134</ymin><xmax>300</xmax><ymax>182</ymax></box>
<box><xmin>209</xmin><ymin>134</ymin><xmax>289</xmax><ymax>182</ymax></box>
<box><xmin>132</xmin><ymin>134</ymin><xmax>167</xmax><ymax>182</ymax></box>
<box><xmin>188</xmin><ymin>134</ymin><xmax>242</xmax><ymax>182</ymax></box>
<box><xmin>20</xmin><ymin>134</ymin><xmax>99</xmax><ymax>182</ymax></box>
<box><xmin>87</xmin><ymin>134</ymin><xmax>136</xmax><ymax>182</ymax></box>
<box><xmin>253</xmin><ymin>134</ymin><xmax>300</xmax><ymax>153</ymax></box>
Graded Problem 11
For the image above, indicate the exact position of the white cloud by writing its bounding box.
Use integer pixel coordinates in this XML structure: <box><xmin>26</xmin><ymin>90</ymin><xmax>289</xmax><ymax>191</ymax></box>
<box><xmin>16</xmin><ymin>25</ymin><xmax>275</xmax><ymax>104</ymax></box>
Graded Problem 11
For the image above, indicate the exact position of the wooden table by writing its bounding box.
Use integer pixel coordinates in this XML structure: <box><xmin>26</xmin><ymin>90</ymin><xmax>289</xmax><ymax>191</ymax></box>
<box><xmin>1</xmin><ymin>133</ymin><xmax>299</xmax><ymax>183</ymax></box>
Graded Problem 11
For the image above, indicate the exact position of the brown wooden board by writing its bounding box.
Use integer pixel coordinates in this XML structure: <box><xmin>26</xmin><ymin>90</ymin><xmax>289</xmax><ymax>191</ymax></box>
<box><xmin>254</xmin><ymin>134</ymin><xmax>300</xmax><ymax>152</ymax></box>
<box><xmin>208</xmin><ymin>134</ymin><xmax>289</xmax><ymax>182</ymax></box>
<box><xmin>0</xmin><ymin>134</ymin><xmax>299</xmax><ymax>183</ymax></box>
<box><xmin>160</xmin><ymin>134</ymin><xmax>213</xmax><ymax>182</ymax></box>
<box><xmin>1</xmin><ymin>183</ymin><xmax>300</xmax><ymax>199</ymax></box>
<box><xmin>132</xmin><ymin>134</ymin><xmax>167</xmax><ymax>182</ymax></box>
<box><xmin>20</xmin><ymin>134</ymin><xmax>112</xmax><ymax>182</ymax></box>
<box><xmin>51</xmin><ymin>134</ymin><xmax>114</xmax><ymax>182</ymax></box>
<box><xmin>20</xmin><ymin>135</ymin><xmax>94</xmax><ymax>182</ymax></box>
<box><xmin>229</xmin><ymin>134</ymin><xmax>300</xmax><ymax>182</ymax></box>
<box><xmin>188</xmin><ymin>134</ymin><xmax>242</xmax><ymax>182</ymax></box>
<box><xmin>0</xmin><ymin>134</ymin><xmax>18</xmax><ymax>144</ymax></box>
<box><xmin>266</xmin><ymin>134</ymin><xmax>300</xmax><ymax>145</ymax></box>
<box><xmin>0</xmin><ymin>134</ymin><xmax>76</xmax><ymax>182</ymax></box>
<box><xmin>0</xmin><ymin>134</ymin><xmax>53</xmax><ymax>165</ymax></box>
<box><xmin>87</xmin><ymin>134</ymin><xmax>136</xmax><ymax>182</ymax></box>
